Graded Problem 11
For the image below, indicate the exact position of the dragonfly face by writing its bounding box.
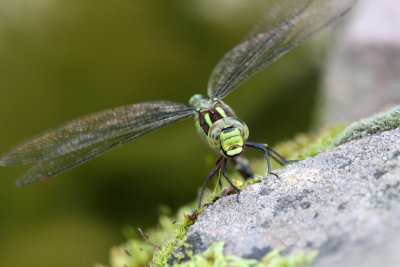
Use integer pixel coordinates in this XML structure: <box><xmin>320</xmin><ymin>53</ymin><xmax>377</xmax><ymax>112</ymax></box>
<box><xmin>0</xmin><ymin>0</ymin><xmax>358</xmax><ymax>215</ymax></box>
<box><xmin>209</xmin><ymin>118</ymin><xmax>249</xmax><ymax>157</ymax></box>
<box><xmin>189</xmin><ymin>94</ymin><xmax>249</xmax><ymax>157</ymax></box>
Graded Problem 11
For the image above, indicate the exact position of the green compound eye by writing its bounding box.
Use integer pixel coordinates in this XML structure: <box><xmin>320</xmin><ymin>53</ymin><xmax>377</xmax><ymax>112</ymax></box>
<box><xmin>189</xmin><ymin>94</ymin><xmax>204</xmax><ymax>106</ymax></box>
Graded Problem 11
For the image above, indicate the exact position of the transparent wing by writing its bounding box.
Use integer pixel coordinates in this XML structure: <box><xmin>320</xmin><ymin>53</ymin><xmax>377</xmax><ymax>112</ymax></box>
<box><xmin>0</xmin><ymin>101</ymin><xmax>195</xmax><ymax>186</ymax></box>
<box><xmin>207</xmin><ymin>0</ymin><xmax>358</xmax><ymax>99</ymax></box>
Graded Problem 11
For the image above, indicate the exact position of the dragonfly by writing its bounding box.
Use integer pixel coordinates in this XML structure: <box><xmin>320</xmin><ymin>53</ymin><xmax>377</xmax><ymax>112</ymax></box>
<box><xmin>0</xmin><ymin>0</ymin><xmax>357</xmax><ymax>215</ymax></box>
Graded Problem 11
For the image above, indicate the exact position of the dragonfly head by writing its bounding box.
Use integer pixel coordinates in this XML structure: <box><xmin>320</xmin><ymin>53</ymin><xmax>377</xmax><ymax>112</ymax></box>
<box><xmin>208</xmin><ymin>117</ymin><xmax>249</xmax><ymax>158</ymax></box>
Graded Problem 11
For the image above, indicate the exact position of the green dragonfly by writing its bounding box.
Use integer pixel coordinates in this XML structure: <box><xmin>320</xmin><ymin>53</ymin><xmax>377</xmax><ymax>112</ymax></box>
<box><xmin>0</xmin><ymin>0</ymin><xmax>357</xmax><ymax>214</ymax></box>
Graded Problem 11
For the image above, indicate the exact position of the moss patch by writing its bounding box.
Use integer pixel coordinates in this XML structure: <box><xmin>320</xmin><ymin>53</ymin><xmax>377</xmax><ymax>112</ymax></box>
<box><xmin>173</xmin><ymin>242</ymin><xmax>317</xmax><ymax>267</ymax></box>
<box><xmin>101</xmin><ymin>204</ymin><xmax>195</xmax><ymax>267</ymax></box>
<box><xmin>336</xmin><ymin>104</ymin><xmax>400</xmax><ymax>145</ymax></box>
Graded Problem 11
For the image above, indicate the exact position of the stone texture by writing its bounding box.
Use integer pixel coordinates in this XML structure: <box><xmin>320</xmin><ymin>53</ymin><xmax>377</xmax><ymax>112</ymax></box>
<box><xmin>177</xmin><ymin>126</ymin><xmax>400</xmax><ymax>266</ymax></box>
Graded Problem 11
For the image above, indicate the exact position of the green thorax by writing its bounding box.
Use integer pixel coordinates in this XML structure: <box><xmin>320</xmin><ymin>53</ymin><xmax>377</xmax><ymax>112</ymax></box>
<box><xmin>189</xmin><ymin>94</ymin><xmax>249</xmax><ymax>157</ymax></box>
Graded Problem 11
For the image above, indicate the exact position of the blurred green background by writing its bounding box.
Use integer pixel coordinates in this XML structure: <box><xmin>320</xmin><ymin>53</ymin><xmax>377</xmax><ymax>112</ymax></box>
<box><xmin>0</xmin><ymin>0</ymin><xmax>323</xmax><ymax>266</ymax></box>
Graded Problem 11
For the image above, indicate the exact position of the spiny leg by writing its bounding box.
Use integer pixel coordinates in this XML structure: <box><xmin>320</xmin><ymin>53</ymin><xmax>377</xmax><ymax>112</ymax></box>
<box><xmin>265</xmin><ymin>150</ymin><xmax>287</xmax><ymax>166</ymax></box>
<box><xmin>266</xmin><ymin>146</ymin><xmax>298</xmax><ymax>164</ymax></box>
<box><xmin>249</xmin><ymin>144</ymin><xmax>287</xmax><ymax>166</ymax></box>
<box><xmin>191</xmin><ymin>156</ymin><xmax>224</xmax><ymax>216</ymax></box>
<box><xmin>222</xmin><ymin>158</ymin><xmax>241</xmax><ymax>202</ymax></box>
<box><xmin>230</xmin><ymin>154</ymin><xmax>254</xmax><ymax>179</ymax></box>
<box><xmin>245</xmin><ymin>142</ymin><xmax>295</xmax><ymax>178</ymax></box>
<box><xmin>245</xmin><ymin>142</ymin><xmax>277</xmax><ymax>178</ymax></box>
<box><xmin>217</xmin><ymin>167</ymin><xmax>223</xmax><ymax>189</ymax></box>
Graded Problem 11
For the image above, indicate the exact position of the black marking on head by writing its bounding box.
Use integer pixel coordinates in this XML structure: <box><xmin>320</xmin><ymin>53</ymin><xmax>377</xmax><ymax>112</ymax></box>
<box><xmin>222</xmin><ymin>127</ymin><xmax>235</xmax><ymax>133</ymax></box>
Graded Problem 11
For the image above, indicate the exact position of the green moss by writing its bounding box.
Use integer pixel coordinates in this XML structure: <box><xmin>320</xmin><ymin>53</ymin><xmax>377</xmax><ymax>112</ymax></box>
<box><xmin>272</xmin><ymin>104</ymin><xmax>400</xmax><ymax>160</ymax></box>
<box><xmin>336</xmin><ymin>104</ymin><xmax>400</xmax><ymax>145</ymax></box>
<box><xmin>258</xmin><ymin>248</ymin><xmax>317</xmax><ymax>267</ymax></box>
<box><xmin>106</xmin><ymin>204</ymin><xmax>195</xmax><ymax>267</ymax></box>
<box><xmin>266</xmin><ymin>105</ymin><xmax>400</xmax><ymax>163</ymax></box>
<box><xmin>173</xmin><ymin>242</ymin><xmax>257</xmax><ymax>267</ymax></box>
<box><xmin>297</xmin><ymin>125</ymin><xmax>347</xmax><ymax>158</ymax></box>
<box><xmin>172</xmin><ymin>242</ymin><xmax>317</xmax><ymax>267</ymax></box>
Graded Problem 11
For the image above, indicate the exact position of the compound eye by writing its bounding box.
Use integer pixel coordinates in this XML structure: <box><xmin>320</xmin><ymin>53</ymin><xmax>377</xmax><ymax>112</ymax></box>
<box><xmin>207</xmin><ymin>119</ymin><xmax>225</xmax><ymax>150</ymax></box>
<box><xmin>233</xmin><ymin>119</ymin><xmax>249</xmax><ymax>141</ymax></box>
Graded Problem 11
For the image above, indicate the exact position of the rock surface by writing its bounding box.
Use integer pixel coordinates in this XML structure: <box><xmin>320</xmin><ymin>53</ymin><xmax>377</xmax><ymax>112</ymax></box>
<box><xmin>177</xmin><ymin>126</ymin><xmax>400</xmax><ymax>266</ymax></box>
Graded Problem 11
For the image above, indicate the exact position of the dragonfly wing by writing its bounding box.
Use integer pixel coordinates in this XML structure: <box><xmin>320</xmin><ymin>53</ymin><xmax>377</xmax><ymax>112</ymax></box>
<box><xmin>16</xmin><ymin>130</ymin><xmax>154</xmax><ymax>186</ymax></box>
<box><xmin>207</xmin><ymin>0</ymin><xmax>358</xmax><ymax>99</ymax></box>
<box><xmin>0</xmin><ymin>101</ymin><xmax>195</xmax><ymax>185</ymax></box>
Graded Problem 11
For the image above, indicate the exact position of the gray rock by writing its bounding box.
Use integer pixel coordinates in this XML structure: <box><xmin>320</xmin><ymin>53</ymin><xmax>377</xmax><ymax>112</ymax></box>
<box><xmin>177</xmin><ymin>126</ymin><xmax>400</xmax><ymax>266</ymax></box>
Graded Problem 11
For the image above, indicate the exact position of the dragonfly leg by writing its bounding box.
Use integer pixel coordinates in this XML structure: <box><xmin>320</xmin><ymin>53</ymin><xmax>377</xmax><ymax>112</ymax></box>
<box><xmin>218</xmin><ymin>171</ymin><xmax>223</xmax><ymax>189</ymax></box>
<box><xmin>265</xmin><ymin>145</ymin><xmax>298</xmax><ymax>165</ymax></box>
<box><xmin>245</xmin><ymin>142</ymin><xmax>295</xmax><ymax>178</ymax></box>
<box><xmin>230</xmin><ymin>154</ymin><xmax>254</xmax><ymax>179</ymax></box>
<box><xmin>222</xmin><ymin>158</ymin><xmax>241</xmax><ymax>202</ymax></box>
<box><xmin>191</xmin><ymin>156</ymin><xmax>224</xmax><ymax>216</ymax></box>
